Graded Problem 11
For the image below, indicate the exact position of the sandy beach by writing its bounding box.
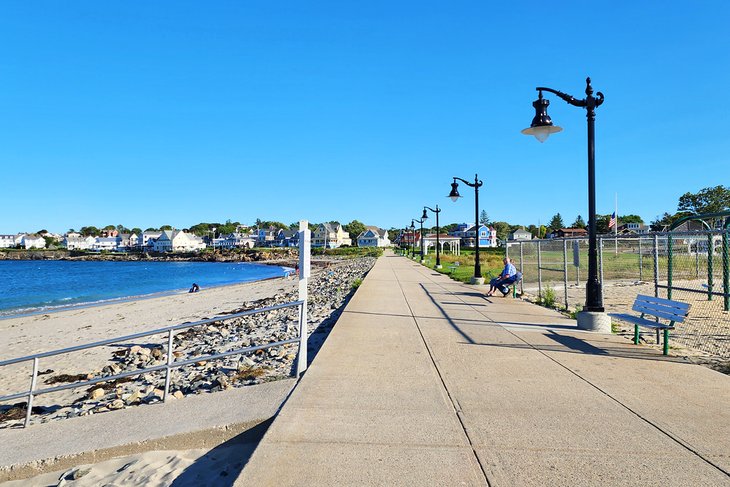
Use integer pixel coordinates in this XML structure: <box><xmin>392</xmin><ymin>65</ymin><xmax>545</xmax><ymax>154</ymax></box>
<box><xmin>0</xmin><ymin>276</ymin><xmax>297</xmax><ymax>399</ymax></box>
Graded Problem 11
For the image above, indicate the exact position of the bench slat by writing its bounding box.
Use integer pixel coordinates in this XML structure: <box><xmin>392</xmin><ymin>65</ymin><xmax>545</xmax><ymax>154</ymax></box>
<box><xmin>631</xmin><ymin>303</ymin><xmax>689</xmax><ymax>322</ymax></box>
<box><xmin>635</xmin><ymin>294</ymin><xmax>691</xmax><ymax>311</ymax></box>
<box><xmin>609</xmin><ymin>313</ymin><xmax>674</xmax><ymax>330</ymax></box>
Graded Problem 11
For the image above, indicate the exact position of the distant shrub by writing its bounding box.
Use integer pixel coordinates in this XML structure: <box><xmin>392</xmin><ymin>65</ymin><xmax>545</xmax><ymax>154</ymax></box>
<box><xmin>540</xmin><ymin>286</ymin><xmax>556</xmax><ymax>308</ymax></box>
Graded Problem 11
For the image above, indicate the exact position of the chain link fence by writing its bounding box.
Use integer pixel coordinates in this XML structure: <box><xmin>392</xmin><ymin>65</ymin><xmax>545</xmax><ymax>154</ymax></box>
<box><xmin>507</xmin><ymin>231</ymin><xmax>730</xmax><ymax>359</ymax></box>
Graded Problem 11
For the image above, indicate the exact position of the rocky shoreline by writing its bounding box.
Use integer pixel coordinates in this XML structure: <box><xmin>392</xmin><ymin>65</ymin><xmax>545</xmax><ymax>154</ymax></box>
<box><xmin>0</xmin><ymin>256</ymin><xmax>375</xmax><ymax>428</ymax></box>
<box><xmin>0</xmin><ymin>248</ymin><xmax>297</xmax><ymax>263</ymax></box>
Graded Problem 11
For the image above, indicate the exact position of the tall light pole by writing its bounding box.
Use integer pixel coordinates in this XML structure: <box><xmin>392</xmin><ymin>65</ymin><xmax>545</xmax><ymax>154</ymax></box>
<box><xmin>449</xmin><ymin>174</ymin><xmax>484</xmax><ymax>284</ymax></box>
<box><xmin>522</xmin><ymin>77</ymin><xmax>610</xmax><ymax>332</ymax></box>
<box><xmin>413</xmin><ymin>216</ymin><xmax>425</xmax><ymax>263</ymax></box>
<box><xmin>409</xmin><ymin>220</ymin><xmax>416</xmax><ymax>258</ymax></box>
<box><xmin>422</xmin><ymin>205</ymin><xmax>442</xmax><ymax>269</ymax></box>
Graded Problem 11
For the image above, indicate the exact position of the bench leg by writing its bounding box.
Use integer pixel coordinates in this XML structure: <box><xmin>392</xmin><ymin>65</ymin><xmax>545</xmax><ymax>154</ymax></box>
<box><xmin>656</xmin><ymin>329</ymin><xmax>660</xmax><ymax>345</ymax></box>
<box><xmin>663</xmin><ymin>329</ymin><xmax>669</xmax><ymax>355</ymax></box>
<box><xmin>634</xmin><ymin>324</ymin><xmax>640</xmax><ymax>345</ymax></box>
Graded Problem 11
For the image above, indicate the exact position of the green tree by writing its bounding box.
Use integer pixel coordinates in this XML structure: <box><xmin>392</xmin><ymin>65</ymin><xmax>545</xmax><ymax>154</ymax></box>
<box><xmin>527</xmin><ymin>224</ymin><xmax>539</xmax><ymax>238</ymax></box>
<box><xmin>479</xmin><ymin>210</ymin><xmax>490</xmax><ymax>226</ymax></box>
<box><xmin>538</xmin><ymin>225</ymin><xmax>547</xmax><ymax>239</ymax></box>
<box><xmin>548</xmin><ymin>213</ymin><xmax>564</xmax><ymax>231</ymax></box>
<box><xmin>571</xmin><ymin>215</ymin><xmax>586</xmax><ymax>229</ymax></box>
<box><xmin>619</xmin><ymin>214</ymin><xmax>643</xmax><ymax>224</ymax></box>
<box><xmin>130</xmin><ymin>227</ymin><xmax>142</xmax><ymax>236</ymax></box>
<box><xmin>80</xmin><ymin>226</ymin><xmax>100</xmax><ymax>237</ymax></box>
<box><xmin>188</xmin><ymin>223</ymin><xmax>211</xmax><ymax>236</ymax></box>
<box><xmin>677</xmin><ymin>185</ymin><xmax>730</xmax><ymax>214</ymax></box>
<box><xmin>160</xmin><ymin>225</ymin><xmax>173</xmax><ymax>231</ymax></box>
<box><xmin>343</xmin><ymin>220</ymin><xmax>367</xmax><ymax>242</ymax></box>
<box><xmin>441</xmin><ymin>223</ymin><xmax>460</xmax><ymax>234</ymax></box>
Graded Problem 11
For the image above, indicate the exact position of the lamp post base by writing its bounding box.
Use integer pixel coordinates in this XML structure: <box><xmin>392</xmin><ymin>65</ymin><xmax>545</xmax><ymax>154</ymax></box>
<box><xmin>470</xmin><ymin>277</ymin><xmax>485</xmax><ymax>285</ymax></box>
<box><xmin>435</xmin><ymin>264</ymin><xmax>443</xmax><ymax>270</ymax></box>
<box><xmin>576</xmin><ymin>311</ymin><xmax>611</xmax><ymax>333</ymax></box>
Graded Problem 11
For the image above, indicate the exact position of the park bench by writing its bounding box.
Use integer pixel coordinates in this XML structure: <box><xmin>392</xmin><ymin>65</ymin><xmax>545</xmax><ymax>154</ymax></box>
<box><xmin>609</xmin><ymin>295</ymin><xmax>691</xmax><ymax>356</ymax></box>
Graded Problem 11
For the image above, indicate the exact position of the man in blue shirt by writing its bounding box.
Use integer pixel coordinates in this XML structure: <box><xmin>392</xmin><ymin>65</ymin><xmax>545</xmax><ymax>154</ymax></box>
<box><xmin>486</xmin><ymin>257</ymin><xmax>520</xmax><ymax>297</ymax></box>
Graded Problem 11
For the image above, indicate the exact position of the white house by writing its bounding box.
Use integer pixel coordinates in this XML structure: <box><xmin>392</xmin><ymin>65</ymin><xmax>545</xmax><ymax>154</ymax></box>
<box><xmin>356</xmin><ymin>227</ymin><xmax>390</xmax><ymax>247</ymax></box>
<box><xmin>91</xmin><ymin>237</ymin><xmax>121</xmax><ymax>252</ymax></box>
<box><xmin>141</xmin><ymin>231</ymin><xmax>162</xmax><ymax>250</ymax></box>
<box><xmin>216</xmin><ymin>232</ymin><xmax>257</xmax><ymax>249</ymax></box>
<box><xmin>64</xmin><ymin>236</ymin><xmax>96</xmax><ymax>250</ymax></box>
<box><xmin>0</xmin><ymin>235</ymin><xmax>17</xmax><ymax>248</ymax></box>
<box><xmin>20</xmin><ymin>234</ymin><xmax>46</xmax><ymax>249</ymax></box>
<box><xmin>152</xmin><ymin>230</ymin><xmax>206</xmax><ymax>252</ymax></box>
<box><xmin>312</xmin><ymin>223</ymin><xmax>352</xmax><ymax>248</ymax></box>
<box><xmin>509</xmin><ymin>229</ymin><xmax>532</xmax><ymax>241</ymax></box>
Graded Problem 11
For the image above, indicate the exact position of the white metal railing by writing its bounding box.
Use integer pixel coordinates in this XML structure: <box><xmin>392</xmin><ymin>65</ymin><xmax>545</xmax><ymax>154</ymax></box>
<box><xmin>1</xmin><ymin>219</ymin><xmax>313</xmax><ymax>429</ymax></box>
<box><xmin>0</xmin><ymin>300</ymin><xmax>305</xmax><ymax>428</ymax></box>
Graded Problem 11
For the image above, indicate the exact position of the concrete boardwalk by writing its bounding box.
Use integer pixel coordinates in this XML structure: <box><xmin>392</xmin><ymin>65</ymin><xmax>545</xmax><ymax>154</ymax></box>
<box><xmin>237</xmin><ymin>253</ymin><xmax>730</xmax><ymax>486</ymax></box>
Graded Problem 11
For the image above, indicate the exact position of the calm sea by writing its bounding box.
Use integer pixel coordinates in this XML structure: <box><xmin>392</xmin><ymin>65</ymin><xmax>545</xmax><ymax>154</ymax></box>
<box><xmin>0</xmin><ymin>260</ymin><xmax>291</xmax><ymax>318</ymax></box>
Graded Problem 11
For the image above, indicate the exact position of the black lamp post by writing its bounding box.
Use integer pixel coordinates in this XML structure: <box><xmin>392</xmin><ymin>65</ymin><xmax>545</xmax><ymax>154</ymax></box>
<box><xmin>449</xmin><ymin>174</ymin><xmax>484</xmax><ymax>283</ymax></box>
<box><xmin>422</xmin><ymin>205</ymin><xmax>442</xmax><ymax>269</ymax></box>
<box><xmin>409</xmin><ymin>220</ymin><xmax>416</xmax><ymax>258</ymax></box>
<box><xmin>413</xmin><ymin>216</ymin><xmax>425</xmax><ymax>262</ymax></box>
<box><xmin>522</xmin><ymin>77</ymin><xmax>604</xmax><ymax>313</ymax></box>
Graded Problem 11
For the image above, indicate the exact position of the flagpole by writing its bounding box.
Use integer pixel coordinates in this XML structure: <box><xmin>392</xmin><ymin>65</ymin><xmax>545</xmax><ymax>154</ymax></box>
<box><xmin>614</xmin><ymin>192</ymin><xmax>618</xmax><ymax>254</ymax></box>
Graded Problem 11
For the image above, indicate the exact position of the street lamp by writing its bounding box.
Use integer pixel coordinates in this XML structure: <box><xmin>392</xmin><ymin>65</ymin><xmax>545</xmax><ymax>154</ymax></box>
<box><xmin>422</xmin><ymin>205</ymin><xmax>442</xmax><ymax>269</ymax></box>
<box><xmin>410</xmin><ymin>220</ymin><xmax>416</xmax><ymax>258</ymax></box>
<box><xmin>449</xmin><ymin>174</ymin><xmax>484</xmax><ymax>284</ymax></box>
<box><xmin>413</xmin><ymin>216</ymin><xmax>425</xmax><ymax>263</ymax></box>
<box><xmin>522</xmin><ymin>77</ymin><xmax>609</xmax><ymax>331</ymax></box>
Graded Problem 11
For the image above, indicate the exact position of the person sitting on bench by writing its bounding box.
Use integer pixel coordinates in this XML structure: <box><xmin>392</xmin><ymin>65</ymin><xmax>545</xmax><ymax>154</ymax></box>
<box><xmin>486</xmin><ymin>257</ymin><xmax>520</xmax><ymax>297</ymax></box>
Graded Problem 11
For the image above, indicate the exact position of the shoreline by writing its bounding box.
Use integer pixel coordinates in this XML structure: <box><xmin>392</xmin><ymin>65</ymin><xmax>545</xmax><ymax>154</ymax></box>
<box><xmin>0</xmin><ymin>262</ymin><xmax>295</xmax><ymax>322</ymax></box>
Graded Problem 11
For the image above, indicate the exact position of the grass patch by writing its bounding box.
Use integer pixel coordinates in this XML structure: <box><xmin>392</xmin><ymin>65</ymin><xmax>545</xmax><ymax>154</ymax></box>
<box><xmin>233</xmin><ymin>365</ymin><xmax>268</xmax><ymax>381</ymax></box>
<box><xmin>539</xmin><ymin>286</ymin><xmax>557</xmax><ymax>308</ymax></box>
<box><xmin>425</xmin><ymin>248</ymin><xmax>505</xmax><ymax>283</ymax></box>
<box><xmin>351</xmin><ymin>278</ymin><xmax>363</xmax><ymax>290</ymax></box>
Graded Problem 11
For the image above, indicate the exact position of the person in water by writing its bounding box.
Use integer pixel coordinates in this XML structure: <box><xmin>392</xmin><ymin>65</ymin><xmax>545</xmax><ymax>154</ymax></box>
<box><xmin>189</xmin><ymin>283</ymin><xmax>200</xmax><ymax>293</ymax></box>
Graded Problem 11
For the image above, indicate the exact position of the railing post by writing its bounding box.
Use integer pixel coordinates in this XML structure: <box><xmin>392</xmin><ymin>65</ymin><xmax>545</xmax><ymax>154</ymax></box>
<box><xmin>537</xmin><ymin>240</ymin><xmax>542</xmax><ymax>298</ymax></box>
<box><xmin>297</xmin><ymin>220</ymin><xmax>311</xmax><ymax>377</ymax></box>
<box><xmin>653</xmin><ymin>234</ymin><xmax>659</xmax><ymax>298</ymax></box>
<box><xmin>563</xmin><ymin>239</ymin><xmax>569</xmax><ymax>310</ymax></box>
<box><xmin>25</xmin><ymin>357</ymin><xmax>39</xmax><ymax>428</ymax></box>
<box><xmin>163</xmin><ymin>330</ymin><xmax>174</xmax><ymax>402</ymax></box>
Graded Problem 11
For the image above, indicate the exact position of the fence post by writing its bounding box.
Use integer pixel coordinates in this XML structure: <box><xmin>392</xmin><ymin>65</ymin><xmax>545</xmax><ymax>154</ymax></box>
<box><xmin>695</xmin><ymin>243</ymin><xmax>700</xmax><ymax>278</ymax></box>
<box><xmin>723</xmin><ymin>230</ymin><xmax>729</xmax><ymax>311</ymax></box>
<box><xmin>653</xmin><ymin>235</ymin><xmax>659</xmax><ymax>298</ymax></box>
<box><xmin>537</xmin><ymin>240</ymin><xmax>542</xmax><ymax>298</ymax></box>
<box><xmin>519</xmin><ymin>242</ymin><xmax>524</xmax><ymax>295</ymax></box>
<box><xmin>667</xmin><ymin>234</ymin><xmax>673</xmax><ymax>300</ymax></box>
<box><xmin>563</xmin><ymin>239</ymin><xmax>569</xmax><ymax>310</ymax></box>
<box><xmin>25</xmin><ymin>357</ymin><xmax>39</xmax><ymax>428</ymax></box>
<box><xmin>704</xmin><ymin>233</ymin><xmax>715</xmax><ymax>301</ymax></box>
<box><xmin>297</xmin><ymin>220</ymin><xmax>311</xmax><ymax>377</ymax></box>
<box><xmin>638</xmin><ymin>237</ymin><xmax>643</xmax><ymax>281</ymax></box>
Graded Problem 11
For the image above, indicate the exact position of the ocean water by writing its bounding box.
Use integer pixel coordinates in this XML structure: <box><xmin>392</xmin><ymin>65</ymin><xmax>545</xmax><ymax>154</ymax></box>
<box><xmin>0</xmin><ymin>260</ymin><xmax>290</xmax><ymax>317</ymax></box>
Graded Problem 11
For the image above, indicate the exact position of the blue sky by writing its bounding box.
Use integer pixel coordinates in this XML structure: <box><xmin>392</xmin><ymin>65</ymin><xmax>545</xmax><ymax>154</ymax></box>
<box><xmin>1</xmin><ymin>1</ymin><xmax>728</xmax><ymax>233</ymax></box>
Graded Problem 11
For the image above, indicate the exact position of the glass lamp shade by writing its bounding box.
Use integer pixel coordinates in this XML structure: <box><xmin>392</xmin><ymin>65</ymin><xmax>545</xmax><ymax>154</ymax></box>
<box><xmin>448</xmin><ymin>181</ymin><xmax>461</xmax><ymax>202</ymax></box>
<box><xmin>521</xmin><ymin>124</ymin><xmax>563</xmax><ymax>143</ymax></box>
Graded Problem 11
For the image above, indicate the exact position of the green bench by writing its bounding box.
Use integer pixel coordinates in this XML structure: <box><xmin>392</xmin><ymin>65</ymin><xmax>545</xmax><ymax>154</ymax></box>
<box><xmin>609</xmin><ymin>295</ymin><xmax>691</xmax><ymax>355</ymax></box>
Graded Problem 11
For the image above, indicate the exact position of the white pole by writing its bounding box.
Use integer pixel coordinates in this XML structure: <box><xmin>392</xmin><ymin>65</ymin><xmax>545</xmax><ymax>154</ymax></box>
<box><xmin>297</xmin><ymin>220</ymin><xmax>310</xmax><ymax>376</ymax></box>
<box><xmin>614</xmin><ymin>192</ymin><xmax>618</xmax><ymax>254</ymax></box>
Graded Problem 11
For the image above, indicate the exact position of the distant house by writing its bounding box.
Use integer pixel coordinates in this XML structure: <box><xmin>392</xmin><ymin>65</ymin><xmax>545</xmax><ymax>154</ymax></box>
<box><xmin>0</xmin><ymin>235</ymin><xmax>17</xmax><ymax>248</ymax></box>
<box><xmin>152</xmin><ymin>230</ymin><xmax>206</xmax><ymax>252</ymax></box>
<box><xmin>509</xmin><ymin>229</ymin><xmax>532</xmax><ymax>241</ymax></box>
<box><xmin>617</xmin><ymin>223</ymin><xmax>649</xmax><ymax>235</ymax></box>
<box><xmin>117</xmin><ymin>233</ymin><xmax>139</xmax><ymax>251</ymax></box>
<box><xmin>551</xmin><ymin>228</ymin><xmax>589</xmax><ymax>238</ymax></box>
<box><xmin>215</xmin><ymin>232</ymin><xmax>257</xmax><ymax>249</ymax></box>
<box><xmin>91</xmin><ymin>237</ymin><xmax>121</xmax><ymax>252</ymax></box>
<box><xmin>141</xmin><ymin>231</ymin><xmax>162</xmax><ymax>250</ymax></box>
<box><xmin>312</xmin><ymin>223</ymin><xmax>351</xmax><ymax>248</ymax></box>
<box><xmin>257</xmin><ymin>227</ymin><xmax>279</xmax><ymax>247</ymax></box>
<box><xmin>20</xmin><ymin>234</ymin><xmax>46</xmax><ymax>249</ymax></box>
<box><xmin>462</xmin><ymin>225</ymin><xmax>497</xmax><ymax>248</ymax></box>
<box><xmin>64</xmin><ymin>236</ymin><xmax>96</xmax><ymax>250</ymax></box>
<box><xmin>356</xmin><ymin>227</ymin><xmax>390</xmax><ymax>247</ymax></box>
<box><xmin>275</xmin><ymin>229</ymin><xmax>299</xmax><ymax>247</ymax></box>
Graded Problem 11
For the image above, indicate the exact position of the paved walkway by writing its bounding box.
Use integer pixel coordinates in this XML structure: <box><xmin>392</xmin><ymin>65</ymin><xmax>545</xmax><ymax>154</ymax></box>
<box><xmin>237</xmin><ymin>253</ymin><xmax>730</xmax><ymax>486</ymax></box>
